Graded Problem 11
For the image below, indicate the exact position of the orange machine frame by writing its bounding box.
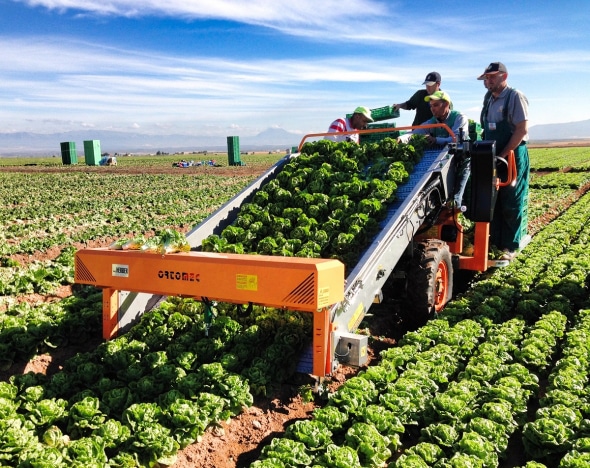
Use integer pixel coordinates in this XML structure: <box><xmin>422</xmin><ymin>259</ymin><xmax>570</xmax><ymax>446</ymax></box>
<box><xmin>75</xmin><ymin>249</ymin><xmax>344</xmax><ymax>376</ymax></box>
<box><xmin>297</xmin><ymin>123</ymin><xmax>456</xmax><ymax>151</ymax></box>
<box><xmin>417</xmin><ymin>149</ymin><xmax>518</xmax><ymax>271</ymax></box>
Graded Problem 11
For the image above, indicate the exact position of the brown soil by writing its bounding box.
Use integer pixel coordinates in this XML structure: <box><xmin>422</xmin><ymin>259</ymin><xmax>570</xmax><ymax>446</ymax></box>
<box><xmin>527</xmin><ymin>140</ymin><xmax>590</xmax><ymax>148</ymax></box>
<box><xmin>171</xmin><ymin>367</ymin><xmax>360</xmax><ymax>468</ymax></box>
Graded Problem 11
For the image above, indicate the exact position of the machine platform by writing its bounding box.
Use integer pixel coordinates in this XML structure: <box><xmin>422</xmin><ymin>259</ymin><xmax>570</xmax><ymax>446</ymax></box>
<box><xmin>75</xmin><ymin>249</ymin><xmax>345</xmax><ymax>377</ymax></box>
<box><xmin>75</xmin><ymin>249</ymin><xmax>344</xmax><ymax>312</ymax></box>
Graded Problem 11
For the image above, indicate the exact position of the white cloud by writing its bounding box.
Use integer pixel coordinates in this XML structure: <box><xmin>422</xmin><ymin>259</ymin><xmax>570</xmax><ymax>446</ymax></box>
<box><xmin>1</xmin><ymin>30</ymin><xmax>589</xmax><ymax>134</ymax></box>
<box><xmin>14</xmin><ymin>0</ymin><xmax>487</xmax><ymax>52</ymax></box>
<box><xmin>18</xmin><ymin>0</ymin><xmax>387</xmax><ymax>22</ymax></box>
<box><xmin>4</xmin><ymin>2</ymin><xmax>590</xmax><ymax>134</ymax></box>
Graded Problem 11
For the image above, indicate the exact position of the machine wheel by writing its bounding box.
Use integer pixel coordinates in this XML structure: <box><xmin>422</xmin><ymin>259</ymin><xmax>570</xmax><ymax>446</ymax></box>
<box><xmin>406</xmin><ymin>239</ymin><xmax>453</xmax><ymax>325</ymax></box>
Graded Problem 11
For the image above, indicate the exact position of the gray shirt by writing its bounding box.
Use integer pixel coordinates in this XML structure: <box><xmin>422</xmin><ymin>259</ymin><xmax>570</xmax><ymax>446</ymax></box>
<box><xmin>484</xmin><ymin>87</ymin><xmax>529</xmax><ymax>141</ymax></box>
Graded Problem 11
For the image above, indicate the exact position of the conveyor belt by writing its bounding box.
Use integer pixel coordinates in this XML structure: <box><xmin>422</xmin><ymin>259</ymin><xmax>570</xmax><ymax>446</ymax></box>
<box><xmin>105</xmin><ymin>143</ymin><xmax>455</xmax><ymax>376</ymax></box>
<box><xmin>351</xmin><ymin>148</ymin><xmax>444</xmax><ymax>265</ymax></box>
<box><xmin>297</xmin><ymin>147</ymin><xmax>448</xmax><ymax>374</ymax></box>
<box><xmin>381</xmin><ymin>148</ymin><xmax>442</xmax><ymax>225</ymax></box>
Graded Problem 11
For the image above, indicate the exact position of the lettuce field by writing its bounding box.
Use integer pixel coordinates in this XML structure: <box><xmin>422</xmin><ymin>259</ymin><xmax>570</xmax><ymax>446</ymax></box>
<box><xmin>1</xmin><ymin>145</ymin><xmax>590</xmax><ymax>467</ymax></box>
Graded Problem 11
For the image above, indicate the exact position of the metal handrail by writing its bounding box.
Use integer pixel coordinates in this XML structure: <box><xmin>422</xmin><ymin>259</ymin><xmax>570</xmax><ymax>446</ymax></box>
<box><xmin>297</xmin><ymin>123</ymin><xmax>456</xmax><ymax>151</ymax></box>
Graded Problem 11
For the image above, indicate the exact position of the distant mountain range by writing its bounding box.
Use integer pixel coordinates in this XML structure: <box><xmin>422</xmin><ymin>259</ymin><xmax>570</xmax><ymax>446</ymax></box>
<box><xmin>1</xmin><ymin>119</ymin><xmax>590</xmax><ymax>156</ymax></box>
<box><xmin>527</xmin><ymin>119</ymin><xmax>590</xmax><ymax>143</ymax></box>
<box><xmin>0</xmin><ymin>127</ymin><xmax>302</xmax><ymax>157</ymax></box>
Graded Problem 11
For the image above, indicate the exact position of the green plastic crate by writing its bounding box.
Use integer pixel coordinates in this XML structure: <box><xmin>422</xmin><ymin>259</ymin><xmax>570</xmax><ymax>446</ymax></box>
<box><xmin>359</xmin><ymin>122</ymin><xmax>399</xmax><ymax>144</ymax></box>
<box><xmin>60</xmin><ymin>141</ymin><xmax>77</xmax><ymax>165</ymax></box>
<box><xmin>370</xmin><ymin>105</ymin><xmax>400</xmax><ymax>122</ymax></box>
<box><xmin>83</xmin><ymin>140</ymin><xmax>101</xmax><ymax>166</ymax></box>
<box><xmin>227</xmin><ymin>136</ymin><xmax>245</xmax><ymax>166</ymax></box>
<box><xmin>469</xmin><ymin>120</ymin><xmax>483</xmax><ymax>141</ymax></box>
<box><xmin>347</xmin><ymin>105</ymin><xmax>400</xmax><ymax>122</ymax></box>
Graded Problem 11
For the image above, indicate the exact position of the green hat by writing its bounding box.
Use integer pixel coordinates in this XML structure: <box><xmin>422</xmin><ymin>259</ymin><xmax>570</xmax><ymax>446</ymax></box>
<box><xmin>353</xmin><ymin>106</ymin><xmax>374</xmax><ymax>122</ymax></box>
<box><xmin>425</xmin><ymin>90</ymin><xmax>451</xmax><ymax>103</ymax></box>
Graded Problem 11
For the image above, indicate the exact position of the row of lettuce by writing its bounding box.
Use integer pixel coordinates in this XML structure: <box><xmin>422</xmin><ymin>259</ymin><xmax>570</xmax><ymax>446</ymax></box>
<box><xmin>0</xmin><ymin>141</ymin><xmax>589</xmax><ymax>466</ymax></box>
<box><xmin>0</xmin><ymin>145</ymin><xmax>586</xmax><ymax>260</ymax></box>
<box><xmin>248</xmin><ymin>189</ymin><xmax>590</xmax><ymax>467</ymax></box>
<box><xmin>528</xmin><ymin>146</ymin><xmax>590</xmax><ymax>172</ymax></box>
<box><xmin>1</xmin><ymin>149</ymin><xmax>585</xmax><ymax>301</ymax></box>
<box><xmin>0</xmin><ymin>138</ymin><xmax>430</xmax><ymax>466</ymax></box>
<box><xmin>0</xmin><ymin>298</ymin><xmax>315</xmax><ymax>466</ymax></box>
<box><xmin>0</xmin><ymin>172</ymin><xmax>253</xmax><ymax>256</ymax></box>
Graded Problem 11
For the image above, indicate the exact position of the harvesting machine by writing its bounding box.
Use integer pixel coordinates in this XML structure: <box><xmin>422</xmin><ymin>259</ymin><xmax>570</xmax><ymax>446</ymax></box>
<box><xmin>74</xmin><ymin>107</ymin><xmax>520</xmax><ymax>378</ymax></box>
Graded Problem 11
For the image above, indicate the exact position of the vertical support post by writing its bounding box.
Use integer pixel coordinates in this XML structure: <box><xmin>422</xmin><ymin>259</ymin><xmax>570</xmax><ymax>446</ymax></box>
<box><xmin>312</xmin><ymin>307</ymin><xmax>331</xmax><ymax>377</ymax></box>
<box><xmin>458</xmin><ymin>222</ymin><xmax>490</xmax><ymax>271</ymax></box>
<box><xmin>102</xmin><ymin>288</ymin><xmax>119</xmax><ymax>340</ymax></box>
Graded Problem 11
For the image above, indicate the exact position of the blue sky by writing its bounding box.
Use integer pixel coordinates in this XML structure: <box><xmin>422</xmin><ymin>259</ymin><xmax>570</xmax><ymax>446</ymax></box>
<box><xmin>1</xmin><ymin>0</ymin><xmax>589</xmax><ymax>140</ymax></box>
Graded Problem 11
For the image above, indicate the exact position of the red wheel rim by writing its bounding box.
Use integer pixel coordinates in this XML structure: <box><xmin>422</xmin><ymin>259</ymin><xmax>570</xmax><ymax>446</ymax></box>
<box><xmin>433</xmin><ymin>260</ymin><xmax>449</xmax><ymax>313</ymax></box>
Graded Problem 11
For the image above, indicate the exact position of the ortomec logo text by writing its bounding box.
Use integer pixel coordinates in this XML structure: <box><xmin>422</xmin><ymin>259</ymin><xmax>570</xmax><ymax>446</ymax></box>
<box><xmin>158</xmin><ymin>270</ymin><xmax>200</xmax><ymax>282</ymax></box>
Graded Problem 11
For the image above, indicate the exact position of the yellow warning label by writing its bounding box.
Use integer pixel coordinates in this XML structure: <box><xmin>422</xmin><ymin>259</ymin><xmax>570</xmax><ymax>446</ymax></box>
<box><xmin>317</xmin><ymin>287</ymin><xmax>330</xmax><ymax>307</ymax></box>
<box><xmin>236</xmin><ymin>274</ymin><xmax>258</xmax><ymax>291</ymax></box>
<box><xmin>348</xmin><ymin>303</ymin><xmax>365</xmax><ymax>331</ymax></box>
